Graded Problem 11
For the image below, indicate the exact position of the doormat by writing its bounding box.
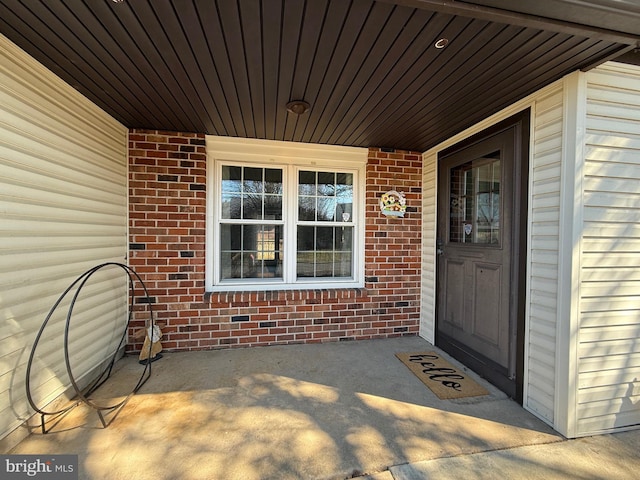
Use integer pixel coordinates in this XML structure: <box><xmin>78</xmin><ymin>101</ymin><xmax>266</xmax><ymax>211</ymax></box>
<box><xmin>395</xmin><ymin>352</ymin><xmax>489</xmax><ymax>400</ymax></box>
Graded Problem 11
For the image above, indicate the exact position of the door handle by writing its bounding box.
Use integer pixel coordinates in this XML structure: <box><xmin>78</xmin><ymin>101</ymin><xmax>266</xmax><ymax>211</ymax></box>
<box><xmin>436</xmin><ymin>239</ymin><xmax>444</xmax><ymax>256</ymax></box>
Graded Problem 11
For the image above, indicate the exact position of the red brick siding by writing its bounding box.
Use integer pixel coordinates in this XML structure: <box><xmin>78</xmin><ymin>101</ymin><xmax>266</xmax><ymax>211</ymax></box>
<box><xmin>128</xmin><ymin>130</ymin><xmax>421</xmax><ymax>351</ymax></box>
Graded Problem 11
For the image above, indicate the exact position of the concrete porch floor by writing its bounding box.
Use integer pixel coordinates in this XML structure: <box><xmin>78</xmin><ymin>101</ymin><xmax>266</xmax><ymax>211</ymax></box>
<box><xmin>10</xmin><ymin>336</ymin><xmax>640</xmax><ymax>479</ymax></box>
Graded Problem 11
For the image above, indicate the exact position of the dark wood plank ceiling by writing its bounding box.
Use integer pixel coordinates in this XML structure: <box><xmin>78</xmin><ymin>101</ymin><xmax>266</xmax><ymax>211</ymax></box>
<box><xmin>1</xmin><ymin>0</ymin><xmax>638</xmax><ymax>152</ymax></box>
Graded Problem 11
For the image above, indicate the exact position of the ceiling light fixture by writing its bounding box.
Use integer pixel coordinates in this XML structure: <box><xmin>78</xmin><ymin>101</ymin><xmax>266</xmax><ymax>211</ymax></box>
<box><xmin>286</xmin><ymin>100</ymin><xmax>310</xmax><ymax>115</ymax></box>
<box><xmin>434</xmin><ymin>38</ymin><xmax>449</xmax><ymax>49</ymax></box>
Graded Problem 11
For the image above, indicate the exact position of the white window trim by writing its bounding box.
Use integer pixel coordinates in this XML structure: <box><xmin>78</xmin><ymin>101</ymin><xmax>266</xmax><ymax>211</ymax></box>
<box><xmin>206</xmin><ymin>136</ymin><xmax>368</xmax><ymax>292</ymax></box>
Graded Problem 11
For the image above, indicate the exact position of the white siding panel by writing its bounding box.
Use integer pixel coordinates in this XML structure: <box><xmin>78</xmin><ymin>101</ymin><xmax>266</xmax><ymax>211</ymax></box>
<box><xmin>525</xmin><ymin>85</ymin><xmax>565</xmax><ymax>425</ymax></box>
<box><xmin>0</xmin><ymin>34</ymin><xmax>128</xmax><ymax>449</ymax></box>
<box><xmin>581</xmin><ymin>310</ymin><xmax>640</xmax><ymax>328</ymax></box>
<box><xmin>579</xmin><ymin>352</ymin><xmax>640</xmax><ymax>374</ymax></box>
<box><xmin>576</xmin><ymin>62</ymin><xmax>640</xmax><ymax>435</ymax></box>
<box><xmin>419</xmin><ymin>152</ymin><xmax>437</xmax><ymax>343</ymax></box>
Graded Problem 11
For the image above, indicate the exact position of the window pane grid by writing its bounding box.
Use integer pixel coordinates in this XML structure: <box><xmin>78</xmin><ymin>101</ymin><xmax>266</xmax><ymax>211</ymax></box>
<box><xmin>295</xmin><ymin>169</ymin><xmax>354</xmax><ymax>279</ymax></box>
<box><xmin>216</xmin><ymin>161</ymin><xmax>358</xmax><ymax>287</ymax></box>
<box><xmin>296</xmin><ymin>226</ymin><xmax>353</xmax><ymax>278</ymax></box>
<box><xmin>298</xmin><ymin>170</ymin><xmax>353</xmax><ymax>223</ymax></box>
<box><xmin>220</xmin><ymin>224</ymin><xmax>283</xmax><ymax>280</ymax></box>
<box><xmin>221</xmin><ymin>165</ymin><xmax>282</xmax><ymax>220</ymax></box>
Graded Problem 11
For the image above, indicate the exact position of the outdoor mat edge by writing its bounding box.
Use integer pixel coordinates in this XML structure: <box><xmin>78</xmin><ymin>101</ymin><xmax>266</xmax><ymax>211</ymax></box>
<box><xmin>395</xmin><ymin>351</ymin><xmax>489</xmax><ymax>400</ymax></box>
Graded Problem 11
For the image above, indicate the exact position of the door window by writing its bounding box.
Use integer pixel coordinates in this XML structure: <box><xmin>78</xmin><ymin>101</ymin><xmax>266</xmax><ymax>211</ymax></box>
<box><xmin>449</xmin><ymin>151</ymin><xmax>501</xmax><ymax>244</ymax></box>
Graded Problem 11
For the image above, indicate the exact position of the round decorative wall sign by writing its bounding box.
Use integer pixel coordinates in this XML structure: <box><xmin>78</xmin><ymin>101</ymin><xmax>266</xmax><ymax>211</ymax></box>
<box><xmin>380</xmin><ymin>190</ymin><xmax>406</xmax><ymax>217</ymax></box>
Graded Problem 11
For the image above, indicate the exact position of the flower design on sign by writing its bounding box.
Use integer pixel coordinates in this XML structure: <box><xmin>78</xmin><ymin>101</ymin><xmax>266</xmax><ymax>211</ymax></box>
<box><xmin>380</xmin><ymin>190</ymin><xmax>406</xmax><ymax>217</ymax></box>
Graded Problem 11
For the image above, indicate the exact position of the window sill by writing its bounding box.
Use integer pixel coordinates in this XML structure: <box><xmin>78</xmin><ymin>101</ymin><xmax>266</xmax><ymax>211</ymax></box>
<box><xmin>205</xmin><ymin>279</ymin><xmax>364</xmax><ymax>293</ymax></box>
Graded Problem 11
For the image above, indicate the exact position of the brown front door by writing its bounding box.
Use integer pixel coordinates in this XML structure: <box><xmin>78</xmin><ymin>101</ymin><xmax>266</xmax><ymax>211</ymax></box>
<box><xmin>436</xmin><ymin>113</ymin><xmax>528</xmax><ymax>400</ymax></box>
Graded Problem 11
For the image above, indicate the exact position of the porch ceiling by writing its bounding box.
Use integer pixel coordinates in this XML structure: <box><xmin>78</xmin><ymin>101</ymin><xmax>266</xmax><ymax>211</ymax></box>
<box><xmin>1</xmin><ymin>0</ymin><xmax>639</xmax><ymax>152</ymax></box>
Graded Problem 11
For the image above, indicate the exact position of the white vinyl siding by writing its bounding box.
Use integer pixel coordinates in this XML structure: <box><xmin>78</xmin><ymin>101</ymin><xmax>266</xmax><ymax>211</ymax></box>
<box><xmin>576</xmin><ymin>62</ymin><xmax>640</xmax><ymax>436</ymax></box>
<box><xmin>419</xmin><ymin>152</ymin><xmax>437</xmax><ymax>343</ymax></box>
<box><xmin>526</xmin><ymin>85</ymin><xmax>565</xmax><ymax>425</ymax></box>
<box><xmin>0</xmin><ymin>33</ymin><xmax>128</xmax><ymax>449</ymax></box>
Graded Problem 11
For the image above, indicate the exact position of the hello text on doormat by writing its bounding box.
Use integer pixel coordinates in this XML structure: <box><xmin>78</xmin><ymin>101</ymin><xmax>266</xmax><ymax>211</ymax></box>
<box><xmin>395</xmin><ymin>352</ymin><xmax>489</xmax><ymax>400</ymax></box>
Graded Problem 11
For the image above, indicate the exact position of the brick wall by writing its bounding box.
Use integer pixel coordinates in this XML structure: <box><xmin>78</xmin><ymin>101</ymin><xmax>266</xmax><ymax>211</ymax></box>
<box><xmin>128</xmin><ymin>130</ymin><xmax>422</xmax><ymax>351</ymax></box>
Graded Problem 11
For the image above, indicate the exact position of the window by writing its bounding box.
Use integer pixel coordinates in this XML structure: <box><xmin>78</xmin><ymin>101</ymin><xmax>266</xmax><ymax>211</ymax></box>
<box><xmin>207</xmin><ymin>137</ymin><xmax>367</xmax><ymax>291</ymax></box>
<box><xmin>449</xmin><ymin>151</ymin><xmax>501</xmax><ymax>245</ymax></box>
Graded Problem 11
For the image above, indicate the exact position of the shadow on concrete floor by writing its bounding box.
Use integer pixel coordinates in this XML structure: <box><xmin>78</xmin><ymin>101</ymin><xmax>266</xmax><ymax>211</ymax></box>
<box><xmin>11</xmin><ymin>336</ymin><xmax>563</xmax><ymax>480</ymax></box>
